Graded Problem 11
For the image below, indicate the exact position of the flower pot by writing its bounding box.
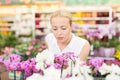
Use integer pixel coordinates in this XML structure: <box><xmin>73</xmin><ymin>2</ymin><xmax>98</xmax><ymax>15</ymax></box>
<box><xmin>104</xmin><ymin>47</ymin><xmax>115</xmax><ymax>57</ymax></box>
<box><xmin>20</xmin><ymin>70</ymin><xmax>26</xmax><ymax>80</ymax></box>
<box><xmin>99</xmin><ymin>47</ymin><xmax>115</xmax><ymax>57</ymax></box>
<box><xmin>93</xmin><ymin>49</ymin><xmax>99</xmax><ymax>56</ymax></box>
<box><xmin>94</xmin><ymin>77</ymin><xmax>105</xmax><ymax>80</ymax></box>
<box><xmin>99</xmin><ymin>47</ymin><xmax>105</xmax><ymax>57</ymax></box>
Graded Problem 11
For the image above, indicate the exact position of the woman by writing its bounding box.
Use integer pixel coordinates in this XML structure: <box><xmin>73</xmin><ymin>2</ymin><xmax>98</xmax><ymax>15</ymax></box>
<box><xmin>26</xmin><ymin>10</ymin><xmax>91</xmax><ymax>80</ymax></box>
<box><xmin>45</xmin><ymin>10</ymin><xmax>90</xmax><ymax>63</ymax></box>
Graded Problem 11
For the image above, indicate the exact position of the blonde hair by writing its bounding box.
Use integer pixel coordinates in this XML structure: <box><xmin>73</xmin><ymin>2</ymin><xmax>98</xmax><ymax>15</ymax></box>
<box><xmin>50</xmin><ymin>9</ymin><xmax>72</xmax><ymax>26</ymax></box>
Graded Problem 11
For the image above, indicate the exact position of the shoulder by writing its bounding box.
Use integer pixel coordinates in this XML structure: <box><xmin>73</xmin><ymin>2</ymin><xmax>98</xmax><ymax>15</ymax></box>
<box><xmin>73</xmin><ymin>35</ymin><xmax>87</xmax><ymax>44</ymax></box>
<box><xmin>45</xmin><ymin>33</ymin><xmax>54</xmax><ymax>39</ymax></box>
<box><xmin>80</xmin><ymin>37</ymin><xmax>90</xmax><ymax>53</ymax></box>
<box><xmin>77</xmin><ymin>36</ymin><xmax>90</xmax><ymax>48</ymax></box>
<box><xmin>45</xmin><ymin>33</ymin><xmax>56</xmax><ymax>44</ymax></box>
<box><xmin>45</xmin><ymin>33</ymin><xmax>54</xmax><ymax>41</ymax></box>
<box><xmin>73</xmin><ymin>35</ymin><xmax>90</xmax><ymax>51</ymax></box>
<box><xmin>83</xmin><ymin>40</ymin><xmax>90</xmax><ymax>48</ymax></box>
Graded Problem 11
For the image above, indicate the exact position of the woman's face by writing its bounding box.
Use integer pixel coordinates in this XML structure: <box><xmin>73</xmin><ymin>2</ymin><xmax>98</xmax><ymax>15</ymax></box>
<box><xmin>51</xmin><ymin>16</ymin><xmax>72</xmax><ymax>43</ymax></box>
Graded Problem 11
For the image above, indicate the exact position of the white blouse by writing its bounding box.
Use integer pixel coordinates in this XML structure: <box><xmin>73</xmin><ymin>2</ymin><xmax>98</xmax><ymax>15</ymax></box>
<box><xmin>45</xmin><ymin>33</ymin><xmax>87</xmax><ymax>56</ymax></box>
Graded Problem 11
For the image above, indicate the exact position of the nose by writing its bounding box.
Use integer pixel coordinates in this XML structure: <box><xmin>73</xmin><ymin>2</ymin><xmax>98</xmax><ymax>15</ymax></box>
<box><xmin>57</xmin><ymin>29</ymin><xmax>62</xmax><ymax>36</ymax></box>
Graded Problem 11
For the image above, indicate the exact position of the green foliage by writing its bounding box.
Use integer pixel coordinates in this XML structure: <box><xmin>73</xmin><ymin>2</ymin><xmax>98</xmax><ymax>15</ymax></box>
<box><xmin>15</xmin><ymin>39</ymin><xmax>46</xmax><ymax>61</ymax></box>
<box><xmin>100</xmin><ymin>36</ymin><xmax>119</xmax><ymax>48</ymax></box>
<box><xmin>92</xmin><ymin>40</ymin><xmax>102</xmax><ymax>50</ymax></box>
<box><xmin>89</xmin><ymin>36</ymin><xmax>119</xmax><ymax>50</ymax></box>
<box><xmin>0</xmin><ymin>32</ymin><xmax>20</xmax><ymax>52</ymax></box>
<box><xmin>0</xmin><ymin>34</ymin><xmax>5</xmax><ymax>50</ymax></box>
<box><xmin>114</xmin><ymin>38</ymin><xmax>120</xmax><ymax>51</ymax></box>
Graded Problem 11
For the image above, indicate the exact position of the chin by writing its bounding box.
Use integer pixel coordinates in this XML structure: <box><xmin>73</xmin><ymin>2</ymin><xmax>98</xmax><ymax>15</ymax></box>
<box><xmin>57</xmin><ymin>40</ymin><xmax>65</xmax><ymax>43</ymax></box>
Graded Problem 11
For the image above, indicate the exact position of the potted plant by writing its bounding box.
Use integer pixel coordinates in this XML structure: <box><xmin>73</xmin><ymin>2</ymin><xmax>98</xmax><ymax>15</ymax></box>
<box><xmin>83</xmin><ymin>22</ymin><xmax>119</xmax><ymax>57</ymax></box>
<box><xmin>0</xmin><ymin>32</ymin><xmax>20</xmax><ymax>55</ymax></box>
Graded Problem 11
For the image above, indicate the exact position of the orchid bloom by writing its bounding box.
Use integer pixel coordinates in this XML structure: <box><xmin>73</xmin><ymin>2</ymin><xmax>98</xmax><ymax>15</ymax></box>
<box><xmin>9</xmin><ymin>54</ymin><xmax>21</xmax><ymax>62</ymax></box>
<box><xmin>88</xmin><ymin>58</ymin><xmax>104</xmax><ymax>74</ymax></box>
<box><xmin>3</xmin><ymin>47</ymin><xmax>11</xmax><ymax>54</ymax></box>
<box><xmin>0</xmin><ymin>56</ymin><xmax>3</xmax><ymax>63</ymax></box>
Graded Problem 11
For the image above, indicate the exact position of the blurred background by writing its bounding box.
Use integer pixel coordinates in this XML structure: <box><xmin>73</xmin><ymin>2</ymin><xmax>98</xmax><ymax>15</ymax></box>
<box><xmin>0</xmin><ymin>0</ymin><xmax>120</xmax><ymax>80</ymax></box>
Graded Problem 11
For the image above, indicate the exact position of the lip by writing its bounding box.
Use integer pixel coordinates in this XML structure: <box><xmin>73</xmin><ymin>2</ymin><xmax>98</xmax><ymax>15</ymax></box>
<box><xmin>57</xmin><ymin>37</ymin><xmax>64</xmax><ymax>40</ymax></box>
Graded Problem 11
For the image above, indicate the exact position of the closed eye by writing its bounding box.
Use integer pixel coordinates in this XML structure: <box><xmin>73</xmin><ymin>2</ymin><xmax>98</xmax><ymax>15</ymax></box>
<box><xmin>52</xmin><ymin>26</ymin><xmax>57</xmax><ymax>30</ymax></box>
<box><xmin>61</xmin><ymin>26</ymin><xmax>67</xmax><ymax>30</ymax></box>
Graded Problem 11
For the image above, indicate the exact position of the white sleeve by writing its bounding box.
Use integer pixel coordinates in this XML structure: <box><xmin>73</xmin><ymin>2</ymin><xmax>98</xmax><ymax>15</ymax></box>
<box><xmin>45</xmin><ymin>34</ymin><xmax>51</xmax><ymax>43</ymax></box>
<box><xmin>45</xmin><ymin>33</ymin><xmax>54</xmax><ymax>48</ymax></box>
<box><xmin>74</xmin><ymin>37</ymin><xmax>87</xmax><ymax>55</ymax></box>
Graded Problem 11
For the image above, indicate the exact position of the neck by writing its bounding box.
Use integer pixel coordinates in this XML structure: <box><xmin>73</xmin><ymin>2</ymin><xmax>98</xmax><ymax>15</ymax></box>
<box><xmin>58</xmin><ymin>34</ymin><xmax>72</xmax><ymax>50</ymax></box>
<box><xmin>61</xmin><ymin>34</ymin><xmax>72</xmax><ymax>44</ymax></box>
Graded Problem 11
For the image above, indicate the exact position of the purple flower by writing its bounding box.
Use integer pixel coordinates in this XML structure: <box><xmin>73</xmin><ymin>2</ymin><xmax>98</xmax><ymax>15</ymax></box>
<box><xmin>29</xmin><ymin>58</ymin><xmax>36</xmax><ymax>64</ymax></box>
<box><xmin>39</xmin><ymin>69</ymin><xmax>44</xmax><ymax>75</ymax></box>
<box><xmin>66</xmin><ymin>74</ymin><xmax>72</xmax><ymax>78</ymax></box>
<box><xmin>26</xmin><ymin>51</ymin><xmax>31</xmax><ymax>56</ymax></box>
<box><xmin>3</xmin><ymin>60</ymin><xmax>10</xmax><ymax>70</ymax></box>
<box><xmin>17</xmin><ymin>63</ymin><xmax>22</xmax><ymax>71</ymax></box>
<box><xmin>3</xmin><ymin>47</ymin><xmax>11</xmax><ymax>54</ymax></box>
<box><xmin>30</xmin><ymin>39</ymin><xmax>39</xmax><ymax>45</ymax></box>
<box><xmin>29</xmin><ymin>62</ymin><xmax>35</xmax><ymax>70</ymax></box>
<box><xmin>54</xmin><ymin>52</ymin><xmax>75</xmax><ymax>69</ymax></box>
<box><xmin>54</xmin><ymin>63</ymin><xmax>62</xmax><ymax>69</ymax></box>
<box><xmin>24</xmin><ymin>68</ymin><xmax>32</xmax><ymax>77</ymax></box>
<box><xmin>0</xmin><ymin>56</ymin><xmax>3</xmax><ymax>63</ymax></box>
<box><xmin>45</xmin><ymin>62</ymin><xmax>51</xmax><ymax>69</ymax></box>
<box><xmin>20</xmin><ymin>61</ymin><xmax>30</xmax><ymax>70</ymax></box>
<box><xmin>28</xmin><ymin>46</ymin><xmax>34</xmax><ymax>50</ymax></box>
<box><xmin>54</xmin><ymin>54</ymin><xmax>68</xmax><ymax>66</ymax></box>
<box><xmin>63</xmin><ymin>52</ymin><xmax>76</xmax><ymax>60</ymax></box>
<box><xmin>104</xmin><ymin>60</ymin><xmax>113</xmax><ymax>65</ymax></box>
<box><xmin>72</xmin><ymin>22</ymin><xmax>79</xmax><ymax>31</ymax></box>
<box><xmin>54</xmin><ymin>54</ymin><xmax>64</xmax><ymax>64</ymax></box>
<box><xmin>88</xmin><ymin>58</ymin><xmax>104</xmax><ymax>74</ymax></box>
<box><xmin>86</xmin><ymin>29</ymin><xmax>103</xmax><ymax>40</ymax></box>
<box><xmin>9</xmin><ymin>54</ymin><xmax>21</xmax><ymax>62</ymax></box>
<box><xmin>8</xmin><ymin>62</ymin><xmax>19</xmax><ymax>71</ymax></box>
<box><xmin>113</xmin><ymin>59</ymin><xmax>120</xmax><ymax>66</ymax></box>
<box><xmin>98</xmin><ymin>23</ymin><xmax>117</xmax><ymax>37</ymax></box>
<box><xmin>86</xmin><ymin>30</ymin><xmax>94</xmax><ymax>39</ymax></box>
<box><xmin>98</xmin><ymin>26</ymin><xmax>109</xmax><ymax>36</ymax></box>
<box><xmin>32</xmin><ymin>66</ymin><xmax>39</xmax><ymax>73</ymax></box>
<box><xmin>108</xmin><ymin>22</ymin><xmax>116</xmax><ymax>36</ymax></box>
<box><xmin>88</xmin><ymin>58</ymin><xmax>104</xmax><ymax>67</ymax></box>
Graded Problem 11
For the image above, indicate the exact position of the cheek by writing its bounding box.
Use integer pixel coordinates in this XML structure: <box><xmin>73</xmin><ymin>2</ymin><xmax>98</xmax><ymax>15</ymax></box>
<box><xmin>52</xmin><ymin>30</ymin><xmax>56</xmax><ymax>35</ymax></box>
<box><xmin>69</xmin><ymin>27</ymin><xmax>72</xmax><ymax>32</ymax></box>
<box><xmin>52</xmin><ymin>30</ymin><xmax>58</xmax><ymax>37</ymax></box>
<box><xmin>66</xmin><ymin>29</ymin><xmax>72</xmax><ymax>34</ymax></box>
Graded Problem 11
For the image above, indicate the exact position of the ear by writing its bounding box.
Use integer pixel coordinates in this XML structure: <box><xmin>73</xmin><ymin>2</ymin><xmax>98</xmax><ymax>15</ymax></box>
<box><xmin>70</xmin><ymin>22</ymin><xmax>73</xmax><ymax>31</ymax></box>
<box><xmin>70</xmin><ymin>25</ymin><xmax>73</xmax><ymax>32</ymax></box>
<box><xmin>70</xmin><ymin>26</ymin><xmax>72</xmax><ymax>32</ymax></box>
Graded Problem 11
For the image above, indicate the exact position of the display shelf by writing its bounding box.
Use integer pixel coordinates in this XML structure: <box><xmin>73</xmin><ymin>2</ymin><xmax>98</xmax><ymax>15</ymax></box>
<box><xmin>73</xmin><ymin>24</ymin><xmax>109</xmax><ymax>28</ymax></box>
<box><xmin>34</xmin><ymin>6</ymin><xmax>114</xmax><ymax>39</ymax></box>
<box><xmin>0</xmin><ymin>18</ymin><xmax>15</xmax><ymax>21</ymax></box>
<box><xmin>88</xmin><ymin>56</ymin><xmax>115</xmax><ymax>60</ymax></box>
<box><xmin>35</xmin><ymin>17</ymin><xmax>112</xmax><ymax>21</ymax></box>
<box><xmin>114</xmin><ymin>7</ymin><xmax>120</xmax><ymax>28</ymax></box>
<box><xmin>0</xmin><ymin>5</ymin><xmax>115</xmax><ymax>37</ymax></box>
<box><xmin>72</xmin><ymin>17</ymin><xmax>110</xmax><ymax>20</ymax></box>
<box><xmin>35</xmin><ymin>6</ymin><xmax>113</xmax><ymax>29</ymax></box>
<box><xmin>0</xmin><ymin>28</ymin><xmax>13</xmax><ymax>31</ymax></box>
<box><xmin>65</xmin><ymin>6</ymin><xmax>113</xmax><ymax>28</ymax></box>
<box><xmin>0</xmin><ymin>16</ymin><xmax>15</xmax><ymax>35</ymax></box>
<box><xmin>0</xmin><ymin>6</ymin><xmax>17</xmax><ymax>35</ymax></box>
<box><xmin>0</xmin><ymin>6</ymin><xmax>36</xmax><ymax>40</ymax></box>
<box><xmin>35</xmin><ymin>12</ymin><xmax>51</xmax><ymax>38</ymax></box>
<box><xmin>35</xmin><ymin>18</ymin><xmax>49</xmax><ymax>21</ymax></box>
<box><xmin>0</xmin><ymin>24</ymin><xmax>14</xmax><ymax>26</ymax></box>
<box><xmin>33</xmin><ymin>1</ymin><xmax>64</xmax><ymax>38</ymax></box>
